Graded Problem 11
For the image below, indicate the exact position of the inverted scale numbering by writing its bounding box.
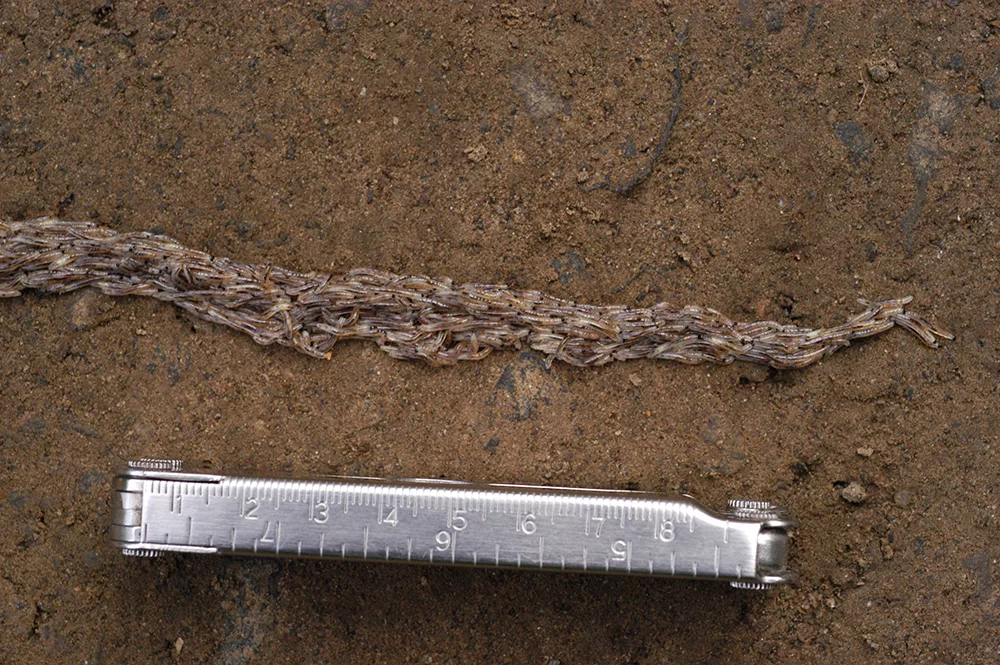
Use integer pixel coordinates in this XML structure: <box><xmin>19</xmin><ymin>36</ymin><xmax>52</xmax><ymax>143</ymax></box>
<box><xmin>112</xmin><ymin>459</ymin><xmax>796</xmax><ymax>589</ymax></box>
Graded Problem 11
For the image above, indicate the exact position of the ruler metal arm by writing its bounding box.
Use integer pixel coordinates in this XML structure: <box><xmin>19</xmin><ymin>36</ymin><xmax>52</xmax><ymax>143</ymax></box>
<box><xmin>111</xmin><ymin>460</ymin><xmax>796</xmax><ymax>589</ymax></box>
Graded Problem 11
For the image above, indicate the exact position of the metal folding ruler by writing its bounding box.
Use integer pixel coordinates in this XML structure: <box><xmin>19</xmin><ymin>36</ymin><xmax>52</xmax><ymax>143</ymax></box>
<box><xmin>112</xmin><ymin>459</ymin><xmax>796</xmax><ymax>589</ymax></box>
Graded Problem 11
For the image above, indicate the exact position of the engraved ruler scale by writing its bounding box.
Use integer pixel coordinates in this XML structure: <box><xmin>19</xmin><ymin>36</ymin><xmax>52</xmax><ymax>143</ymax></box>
<box><xmin>112</xmin><ymin>459</ymin><xmax>797</xmax><ymax>589</ymax></box>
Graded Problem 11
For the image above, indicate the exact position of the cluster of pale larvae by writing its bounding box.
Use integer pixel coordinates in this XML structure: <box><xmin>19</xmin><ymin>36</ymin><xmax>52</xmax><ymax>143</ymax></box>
<box><xmin>0</xmin><ymin>218</ymin><xmax>952</xmax><ymax>369</ymax></box>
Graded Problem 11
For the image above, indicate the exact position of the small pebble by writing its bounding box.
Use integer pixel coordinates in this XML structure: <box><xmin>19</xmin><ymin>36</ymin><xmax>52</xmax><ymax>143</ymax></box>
<box><xmin>840</xmin><ymin>482</ymin><xmax>867</xmax><ymax>504</ymax></box>
<box><xmin>867</xmin><ymin>64</ymin><xmax>890</xmax><ymax>83</ymax></box>
<box><xmin>628</xmin><ymin>373</ymin><xmax>643</xmax><ymax>387</ymax></box>
<box><xmin>174</xmin><ymin>637</ymin><xmax>184</xmax><ymax>655</ymax></box>
<box><xmin>830</xmin><ymin>567</ymin><xmax>854</xmax><ymax>588</ymax></box>
<box><xmin>677</xmin><ymin>249</ymin><xmax>697</xmax><ymax>267</ymax></box>
<box><xmin>856</xmin><ymin>446</ymin><xmax>874</xmax><ymax>458</ymax></box>
<box><xmin>893</xmin><ymin>490</ymin><xmax>912</xmax><ymax>507</ymax></box>
<box><xmin>463</xmin><ymin>144</ymin><xmax>488</xmax><ymax>163</ymax></box>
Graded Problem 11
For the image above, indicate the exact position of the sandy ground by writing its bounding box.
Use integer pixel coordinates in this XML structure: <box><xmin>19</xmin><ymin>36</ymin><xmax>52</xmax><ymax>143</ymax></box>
<box><xmin>1</xmin><ymin>1</ymin><xmax>998</xmax><ymax>663</ymax></box>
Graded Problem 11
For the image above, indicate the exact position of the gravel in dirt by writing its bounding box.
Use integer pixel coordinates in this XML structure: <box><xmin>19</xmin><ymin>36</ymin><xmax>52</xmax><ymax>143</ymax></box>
<box><xmin>840</xmin><ymin>482</ymin><xmax>868</xmax><ymax>505</ymax></box>
<box><xmin>1</xmin><ymin>2</ymin><xmax>997</xmax><ymax>664</ymax></box>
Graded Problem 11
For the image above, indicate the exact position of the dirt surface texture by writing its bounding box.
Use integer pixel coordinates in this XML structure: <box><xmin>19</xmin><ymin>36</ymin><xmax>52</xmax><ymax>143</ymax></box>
<box><xmin>1</xmin><ymin>1</ymin><xmax>998</xmax><ymax>664</ymax></box>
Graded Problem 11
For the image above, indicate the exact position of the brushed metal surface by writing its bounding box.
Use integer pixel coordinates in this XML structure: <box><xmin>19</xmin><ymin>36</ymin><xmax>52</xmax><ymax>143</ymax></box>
<box><xmin>112</xmin><ymin>464</ymin><xmax>796</xmax><ymax>587</ymax></box>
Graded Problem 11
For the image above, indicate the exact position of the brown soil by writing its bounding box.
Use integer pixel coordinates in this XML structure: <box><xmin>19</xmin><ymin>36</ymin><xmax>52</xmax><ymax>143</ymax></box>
<box><xmin>1</xmin><ymin>1</ymin><xmax>997</xmax><ymax>663</ymax></box>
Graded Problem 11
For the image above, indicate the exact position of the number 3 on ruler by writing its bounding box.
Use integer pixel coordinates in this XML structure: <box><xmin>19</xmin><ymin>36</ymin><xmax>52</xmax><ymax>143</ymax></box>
<box><xmin>310</xmin><ymin>499</ymin><xmax>329</xmax><ymax>524</ymax></box>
